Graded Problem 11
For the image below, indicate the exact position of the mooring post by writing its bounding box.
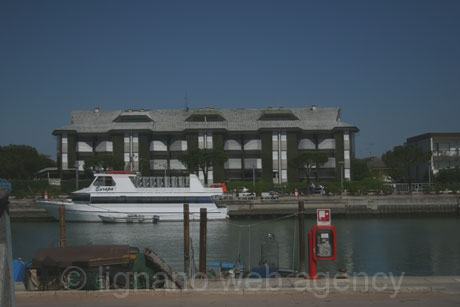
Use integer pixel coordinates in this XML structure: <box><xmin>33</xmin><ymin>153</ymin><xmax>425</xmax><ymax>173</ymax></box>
<box><xmin>183</xmin><ymin>203</ymin><xmax>190</xmax><ymax>279</ymax></box>
<box><xmin>298</xmin><ymin>200</ymin><xmax>306</xmax><ymax>274</ymax></box>
<box><xmin>199</xmin><ymin>208</ymin><xmax>207</xmax><ymax>276</ymax></box>
<box><xmin>0</xmin><ymin>189</ymin><xmax>15</xmax><ymax>307</ymax></box>
<box><xmin>457</xmin><ymin>197</ymin><xmax>460</xmax><ymax>219</ymax></box>
<box><xmin>59</xmin><ymin>205</ymin><xmax>66</xmax><ymax>247</ymax></box>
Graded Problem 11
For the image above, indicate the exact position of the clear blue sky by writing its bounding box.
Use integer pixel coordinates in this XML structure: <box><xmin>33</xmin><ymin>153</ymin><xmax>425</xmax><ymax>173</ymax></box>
<box><xmin>1</xmin><ymin>0</ymin><xmax>459</xmax><ymax>159</ymax></box>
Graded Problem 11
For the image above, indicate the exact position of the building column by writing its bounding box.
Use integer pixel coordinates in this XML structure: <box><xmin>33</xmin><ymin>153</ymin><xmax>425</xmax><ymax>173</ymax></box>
<box><xmin>287</xmin><ymin>131</ymin><xmax>298</xmax><ymax>182</ymax></box>
<box><xmin>185</xmin><ymin>133</ymin><xmax>199</xmax><ymax>174</ymax></box>
<box><xmin>334</xmin><ymin>131</ymin><xmax>345</xmax><ymax>181</ymax></box>
<box><xmin>112</xmin><ymin>133</ymin><xmax>124</xmax><ymax>163</ymax></box>
<box><xmin>213</xmin><ymin>133</ymin><xmax>225</xmax><ymax>183</ymax></box>
<box><xmin>139</xmin><ymin>133</ymin><xmax>151</xmax><ymax>176</ymax></box>
<box><xmin>261</xmin><ymin>132</ymin><xmax>273</xmax><ymax>182</ymax></box>
<box><xmin>343</xmin><ymin>130</ymin><xmax>351</xmax><ymax>180</ymax></box>
<box><xmin>67</xmin><ymin>134</ymin><xmax>77</xmax><ymax>171</ymax></box>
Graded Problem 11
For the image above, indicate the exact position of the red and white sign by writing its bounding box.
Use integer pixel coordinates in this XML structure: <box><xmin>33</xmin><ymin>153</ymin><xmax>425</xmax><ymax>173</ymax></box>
<box><xmin>317</xmin><ymin>209</ymin><xmax>331</xmax><ymax>226</ymax></box>
<box><xmin>295</xmin><ymin>188</ymin><xmax>299</xmax><ymax>200</ymax></box>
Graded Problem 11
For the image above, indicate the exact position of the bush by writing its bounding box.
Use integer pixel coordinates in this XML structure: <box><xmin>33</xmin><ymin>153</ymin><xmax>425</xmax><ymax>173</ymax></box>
<box><xmin>9</xmin><ymin>179</ymin><xmax>94</xmax><ymax>198</ymax></box>
<box><xmin>316</xmin><ymin>181</ymin><xmax>341</xmax><ymax>195</ymax></box>
<box><xmin>435</xmin><ymin>183</ymin><xmax>460</xmax><ymax>194</ymax></box>
<box><xmin>60</xmin><ymin>179</ymin><xmax>93</xmax><ymax>194</ymax></box>
<box><xmin>226</xmin><ymin>180</ymin><xmax>252</xmax><ymax>194</ymax></box>
<box><xmin>12</xmin><ymin>190</ymin><xmax>30</xmax><ymax>199</ymax></box>
<box><xmin>253</xmin><ymin>181</ymin><xmax>273</xmax><ymax>196</ymax></box>
<box><xmin>343</xmin><ymin>177</ymin><xmax>387</xmax><ymax>195</ymax></box>
<box><xmin>285</xmin><ymin>182</ymin><xmax>307</xmax><ymax>194</ymax></box>
<box><xmin>436</xmin><ymin>167</ymin><xmax>460</xmax><ymax>184</ymax></box>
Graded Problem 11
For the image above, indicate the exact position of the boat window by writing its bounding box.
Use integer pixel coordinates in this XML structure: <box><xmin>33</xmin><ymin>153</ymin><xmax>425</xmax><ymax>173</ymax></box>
<box><xmin>93</xmin><ymin>176</ymin><xmax>116</xmax><ymax>187</ymax></box>
<box><xmin>90</xmin><ymin>196</ymin><xmax>214</xmax><ymax>204</ymax></box>
<box><xmin>71</xmin><ymin>193</ymin><xmax>90</xmax><ymax>203</ymax></box>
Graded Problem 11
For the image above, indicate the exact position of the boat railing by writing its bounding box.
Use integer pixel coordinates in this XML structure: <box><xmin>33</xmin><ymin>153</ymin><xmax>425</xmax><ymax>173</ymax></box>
<box><xmin>134</xmin><ymin>176</ymin><xmax>190</xmax><ymax>188</ymax></box>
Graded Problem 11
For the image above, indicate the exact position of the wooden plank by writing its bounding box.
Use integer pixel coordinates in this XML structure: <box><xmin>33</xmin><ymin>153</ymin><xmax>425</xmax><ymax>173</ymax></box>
<box><xmin>143</xmin><ymin>248</ymin><xmax>184</xmax><ymax>289</ymax></box>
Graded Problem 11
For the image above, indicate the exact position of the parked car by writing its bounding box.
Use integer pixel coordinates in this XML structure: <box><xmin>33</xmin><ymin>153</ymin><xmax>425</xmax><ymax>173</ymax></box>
<box><xmin>238</xmin><ymin>187</ymin><xmax>255</xmax><ymax>198</ymax></box>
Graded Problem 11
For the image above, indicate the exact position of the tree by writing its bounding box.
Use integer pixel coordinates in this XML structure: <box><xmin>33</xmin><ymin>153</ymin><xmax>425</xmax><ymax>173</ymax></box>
<box><xmin>382</xmin><ymin>145</ymin><xmax>431</xmax><ymax>189</ymax></box>
<box><xmin>436</xmin><ymin>167</ymin><xmax>460</xmax><ymax>184</ymax></box>
<box><xmin>84</xmin><ymin>155</ymin><xmax>124</xmax><ymax>172</ymax></box>
<box><xmin>0</xmin><ymin>145</ymin><xmax>55</xmax><ymax>179</ymax></box>
<box><xmin>351</xmin><ymin>158</ymin><xmax>370</xmax><ymax>181</ymax></box>
<box><xmin>179</xmin><ymin>148</ymin><xmax>228</xmax><ymax>185</ymax></box>
<box><xmin>292</xmin><ymin>152</ymin><xmax>328</xmax><ymax>194</ymax></box>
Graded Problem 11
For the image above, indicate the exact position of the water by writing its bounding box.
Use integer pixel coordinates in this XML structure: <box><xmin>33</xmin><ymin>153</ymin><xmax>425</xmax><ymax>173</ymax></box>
<box><xmin>11</xmin><ymin>217</ymin><xmax>460</xmax><ymax>276</ymax></box>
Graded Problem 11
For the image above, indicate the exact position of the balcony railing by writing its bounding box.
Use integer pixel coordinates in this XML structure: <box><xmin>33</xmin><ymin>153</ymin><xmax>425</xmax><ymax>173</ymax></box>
<box><xmin>432</xmin><ymin>150</ymin><xmax>460</xmax><ymax>157</ymax></box>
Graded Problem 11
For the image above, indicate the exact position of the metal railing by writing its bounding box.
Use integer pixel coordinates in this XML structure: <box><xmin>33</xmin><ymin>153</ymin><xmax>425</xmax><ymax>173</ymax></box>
<box><xmin>384</xmin><ymin>183</ymin><xmax>435</xmax><ymax>194</ymax></box>
<box><xmin>433</xmin><ymin>150</ymin><xmax>460</xmax><ymax>157</ymax></box>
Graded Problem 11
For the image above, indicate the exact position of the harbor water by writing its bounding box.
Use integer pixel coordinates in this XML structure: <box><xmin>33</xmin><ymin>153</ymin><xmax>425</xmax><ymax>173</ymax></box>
<box><xmin>11</xmin><ymin>216</ymin><xmax>460</xmax><ymax>276</ymax></box>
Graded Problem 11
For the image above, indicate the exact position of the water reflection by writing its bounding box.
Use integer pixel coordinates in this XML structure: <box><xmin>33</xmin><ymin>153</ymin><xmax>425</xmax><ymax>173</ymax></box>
<box><xmin>11</xmin><ymin>217</ymin><xmax>460</xmax><ymax>276</ymax></box>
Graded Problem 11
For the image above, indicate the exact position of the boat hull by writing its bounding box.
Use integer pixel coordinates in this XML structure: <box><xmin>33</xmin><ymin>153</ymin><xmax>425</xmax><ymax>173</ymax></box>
<box><xmin>38</xmin><ymin>201</ymin><xmax>228</xmax><ymax>222</ymax></box>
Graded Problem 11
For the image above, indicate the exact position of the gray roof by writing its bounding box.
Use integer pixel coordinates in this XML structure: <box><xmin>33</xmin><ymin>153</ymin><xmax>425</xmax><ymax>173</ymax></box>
<box><xmin>54</xmin><ymin>107</ymin><xmax>358</xmax><ymax>135</ymax></box>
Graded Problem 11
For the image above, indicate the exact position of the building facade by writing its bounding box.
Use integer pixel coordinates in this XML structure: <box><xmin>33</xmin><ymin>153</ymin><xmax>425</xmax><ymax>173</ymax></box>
<box><xmin>54</xmin><ymin>106</ymin><xmax>358</xmax><ymax>184</ymax></box>
<box><xmin>406</xmin><ymin>133</ymin><xmax>460</xmax><ymax>181</ymax></box>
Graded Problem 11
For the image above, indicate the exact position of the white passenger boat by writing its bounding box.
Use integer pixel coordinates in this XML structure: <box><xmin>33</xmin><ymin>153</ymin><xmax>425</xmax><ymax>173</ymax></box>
<box><xmin>38</xmin><ymin>171</ymin><xmax>228</xmax><ymax>222</ymax></box>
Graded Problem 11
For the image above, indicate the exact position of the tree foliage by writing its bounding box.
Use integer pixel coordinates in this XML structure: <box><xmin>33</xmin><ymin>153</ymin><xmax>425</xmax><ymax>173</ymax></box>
<box><xmin>291</xmin><ymin>152</ymin><xmax>328</xmax><ymax>194</ymax></box>
<box><xmin>351</xmin><ymin>158</ymin><xmax>370</xmax><ymax>181</ymax></box>
<box><xmin>84</xmin><ymin>155</ymin><xmax>124</xmax><ymax>172</ymax></box>
<box><xmin>179</xmin><ymin>148</ymin><xmax>228</xmax><ymax>185</ymax></box>
<box><xmin>381</xmin><ymin>145</ymin><xmax>431</xmax><ymax>185</ymax></box>
<box><xmin>436</xmin><ymin>167</ymin><xmax>460</xmax><ymax>184</ymax></box>
<box><xmin>0</xmin><ymin>145</ymin><xmax>55</xmax><ymax>179</ymax></box>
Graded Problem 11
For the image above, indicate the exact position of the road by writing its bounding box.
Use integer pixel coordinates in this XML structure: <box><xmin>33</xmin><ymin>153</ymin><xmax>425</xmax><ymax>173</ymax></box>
<box><xmin>16</xmin><ymin>292</ymin><xmax>460</xmax><ymax>307</ymax></box>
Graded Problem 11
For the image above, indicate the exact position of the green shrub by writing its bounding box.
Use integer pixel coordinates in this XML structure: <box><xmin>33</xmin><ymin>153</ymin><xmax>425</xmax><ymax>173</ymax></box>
<box><xmin>285</xmin><ymin>182</ymin><xmax>307</xmax><ymax>194</ymax></box>
<box><xmin>60</xmin><ymin>179</ymin><xmax>93</xmax><ymax>194</ymax></box>
<box><xmin>9</xmin><ymin>179</ymin><xmax>93</xmax><ymax>198</ymax></box>
<box><xmin>226</xmin><ymin>180</ymin><xmax>252</xmax><ymax>193</ymax></box>
<box><xmin>344</xmin><ymin>177</ymin><xmax>387</xmax><ymax>195</ymax></box>
<box><xmin>253</xmin><ymin>181</ymin><xmax>273</xmax><ymax>196</ymax></box>
<box><xmin>12</xmin><ymin>190</ymin><xmax>30</xmax><ymax>199</ymax></box>
<box><xmin>318</xmin><ymin>181</ymin><xmax>341</xmax><ymax>195</ymax></box>
<box><xmin>435</xmin><ymin>183</ymin><xmax>460</xmax><ymax>194</ymax></box>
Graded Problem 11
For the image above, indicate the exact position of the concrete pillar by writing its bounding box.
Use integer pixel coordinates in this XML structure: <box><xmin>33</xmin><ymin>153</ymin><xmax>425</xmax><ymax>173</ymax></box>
<box><xmin>0</xmin><ymin>189</ymin><xmax>15</xmax><ymax>307</ymax></box>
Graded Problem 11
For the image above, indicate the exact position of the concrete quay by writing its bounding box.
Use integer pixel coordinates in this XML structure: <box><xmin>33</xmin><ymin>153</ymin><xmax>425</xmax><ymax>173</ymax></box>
<box><xmin>8</xmin><ymin>198</ymin><xmax>54</xmax><ymax>222</ymax></box>
<box><xmin>14</xmin><ymin>276</ymin><xmax>460</xmax><ymax>307</ymax></box>
<box><xmin>8</xmin><ymin>194</ymin><xmax>460</xmax><ymax>222</ymax></box>
<box><xmin>223</xmin><ymin>194</ymin><xmax>460</xmax><ymax>217</ymax></box>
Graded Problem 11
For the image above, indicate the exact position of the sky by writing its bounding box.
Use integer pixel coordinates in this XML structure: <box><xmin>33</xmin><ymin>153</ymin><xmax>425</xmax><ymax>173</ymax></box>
<box><xmin>1</xmin><ymin>0</ymin><xmax>459</xmax><ymax>159</ymax></box>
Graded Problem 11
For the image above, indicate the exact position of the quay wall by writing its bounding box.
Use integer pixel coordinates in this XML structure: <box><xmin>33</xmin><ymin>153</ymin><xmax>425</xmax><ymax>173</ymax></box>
<box><xmin>9</xmin><ymin>198</ymin><xmax>55</xmax><ymax>222</ymax></box>
<box><xmin>221</xmin><ymin>195</ymin><xmax>460</xmax><ymax>217</ymax></box>
<box><xmin>7</xmin><ymin>195</ymin><xmax>460</xmax><ymax>222</ymax></box>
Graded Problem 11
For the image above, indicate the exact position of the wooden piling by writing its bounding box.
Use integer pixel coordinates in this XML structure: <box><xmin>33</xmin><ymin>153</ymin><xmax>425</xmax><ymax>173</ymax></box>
<box><xmin>298</xmin><ymin>201</ymin><xmax>306</xmax><ymax>274</ymax></box>
<box><xmin>183</xmin><ymin>204</ymin><xmax>190</xmax><ymax>279</ymax></box>
<box><xmin>199</xmin><ymin>208</ymin><xmax>207</xmax><ymax>276</ymax></box>
<box><xmin>59</xmin><ymin>205</ymin><xmax>66</xmax><ymax>247</ymax></box>
<box><xmin>0</xmin><ymin>189</ymin><xmax>15</xmax><ymax>306</ymax></box>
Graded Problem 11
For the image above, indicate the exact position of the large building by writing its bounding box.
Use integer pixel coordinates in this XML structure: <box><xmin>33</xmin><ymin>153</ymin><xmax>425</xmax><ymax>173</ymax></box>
<box><xmin>406</xmin><ymin>133</ymin><xmax>460</xmax><ymax>181</ymax></box>
<box><xmin>53</xmin><ymin>106</ymin><xmax>358</xmax><ymax>184</ymax></box>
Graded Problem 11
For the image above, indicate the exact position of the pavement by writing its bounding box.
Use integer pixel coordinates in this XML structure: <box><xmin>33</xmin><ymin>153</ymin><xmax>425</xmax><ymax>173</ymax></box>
<box><xmin>14</xmin><ymin>276</ymin><xmax>460</xmax><ymax>306</ymax></box>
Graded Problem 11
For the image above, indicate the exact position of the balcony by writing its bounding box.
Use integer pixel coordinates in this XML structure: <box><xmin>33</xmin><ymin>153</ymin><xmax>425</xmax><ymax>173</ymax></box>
<box><xmin>433</xmin><ymin>150</ymin><xmax>460</xmax><ymax>157</ymax></box>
